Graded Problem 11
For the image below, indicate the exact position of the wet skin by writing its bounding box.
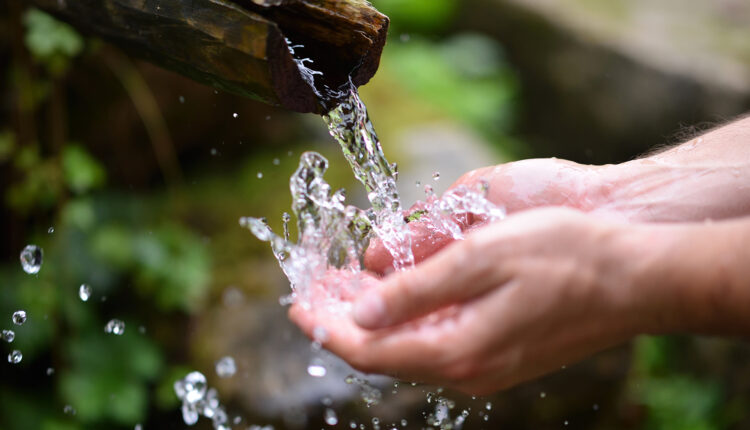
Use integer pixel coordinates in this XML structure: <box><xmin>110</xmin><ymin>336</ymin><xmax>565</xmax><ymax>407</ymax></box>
<box><xmin>289</xmin><ymin>116</ymin><xmax>750</xmax><ymax>394</ymax></box>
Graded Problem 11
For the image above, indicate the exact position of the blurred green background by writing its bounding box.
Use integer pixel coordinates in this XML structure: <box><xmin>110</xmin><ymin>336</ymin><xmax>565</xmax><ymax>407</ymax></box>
<box><xmin>2</xmin><ymin>0</ymin><xmax>750</xmax><ymax>429</ymax></box>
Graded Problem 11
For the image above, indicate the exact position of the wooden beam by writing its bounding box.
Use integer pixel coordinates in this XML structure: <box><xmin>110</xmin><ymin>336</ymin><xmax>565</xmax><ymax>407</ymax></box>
<box><xmin>28</xmin><ymin>0</ymin><xmax>389</xmax><ymax>113</ymax></box>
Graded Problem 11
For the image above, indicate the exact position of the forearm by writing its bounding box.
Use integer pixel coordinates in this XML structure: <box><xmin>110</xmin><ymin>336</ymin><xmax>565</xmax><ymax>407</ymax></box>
<box><xmin>622</xmin><ymin>217</ymin><xmax>750</xmax><ymax>336</ymax></box>
<box><xmin>596</xmin><ymin>115</ymin><xmax>750</xmax><ymax>222</ymax></box>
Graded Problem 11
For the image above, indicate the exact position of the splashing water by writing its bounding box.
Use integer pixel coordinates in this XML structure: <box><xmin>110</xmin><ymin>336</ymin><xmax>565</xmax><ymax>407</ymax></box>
<box><xmin>104</xmin><ymin>319</ymin><xmax>125</xmax><ymax>335</ymax></box>
<box><xmin>243</xmin><ymin>87</ymin><xmax>504</xmax><ymax>310</ymax></box>
<box><xmin>79</xmin><ymin>284</ymin><xmax>92</xmax><ymax>302</ymax></box>
<box><xmin>174</xmin><ymin>371</ymin><xmax>230</xmax><ymax>429</ymax></box>
<box><xmin>8</xmin><ymin>350</ymin><xmax>22</xmax><ymax>364</ymax></box>
<box><xmin>323</xmin><ymin>87</ymin><xmax>414</xmax><ymax>271</ymax></box>
<box><xmin>215</xmin><ymin>356</ymin><xmax>236</xmax><ymax>378</ymax></box>
<box><xmin>19</xmin><ymin>245</ymin><xmax>43</xmax><ymax>274</ymax></box>
<box><xmin>12</xmin><ymin>310</ymin><xmax>27</xmax><ymax>325</ymax></box>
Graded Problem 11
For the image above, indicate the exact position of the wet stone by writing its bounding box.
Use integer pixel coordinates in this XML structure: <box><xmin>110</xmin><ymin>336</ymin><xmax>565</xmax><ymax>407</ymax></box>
<box><xmin>20</xmin><ymin>245</ymin><xmax>43</xmax><ymax>274</ymax></box>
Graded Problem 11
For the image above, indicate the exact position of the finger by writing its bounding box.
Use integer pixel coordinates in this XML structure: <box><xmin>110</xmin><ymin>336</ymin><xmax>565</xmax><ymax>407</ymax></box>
<box><xmin>354</xmin><ymin>231</ymin><xmax>508</xmax><ymax>330</ymax></box>
<box><xmin>364</xmin><ymin>221</ymin><xmax>457</xmax><ymax>275</ymax></box>
<box><xmin>289</xmin><ymin>303</ymin><xmax>453</xmax><ymax>380</ymax></box>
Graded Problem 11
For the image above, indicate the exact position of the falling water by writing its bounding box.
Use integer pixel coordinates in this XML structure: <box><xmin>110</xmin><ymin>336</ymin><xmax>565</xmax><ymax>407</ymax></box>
<box><xmin>242</xmin><ymin>86</ymin><xmax>505</xmax><ymax>310</ymax></box>
<box><xmin>180</xmin><ymin>43</ymin><xmax>505</xmax><ymax>429</ymax></box>
<box><xmin>323</xmin><ymin>87</ymin><xmax>414</xmax><ymax>270</ymax></box>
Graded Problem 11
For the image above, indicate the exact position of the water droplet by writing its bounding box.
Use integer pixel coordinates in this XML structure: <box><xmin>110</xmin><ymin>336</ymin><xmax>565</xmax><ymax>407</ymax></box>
<box><xmin>2</xmin><ymin>329</ymin><xmax>15</xmax><ymax>342</ymax></box>
<box><xmin>46</xmin><ymin>367</ymin><xmax>54</xmax><ymax>376</ymax></box>
<box><xmin>485</xmin><ymin>402</ymin><xmax>492</xmax><ymax>410</ymax></box>
<box><xmin>232</xmin><ymin>113</ymin><xmax>238</xmax><ymax>118</ymax></box>
<box><xmin>564</xmin><ymin>420</ymin><xmax>569</xmax><ymax>426</ymax></box>
<box><xmin>79</xmin><ymin>284</ymin><xmax>92</xmax><ymax>302</ymax></box>
<box><xmin>257</xmin><ymin>172</ymin><xmax>263</xmax><ymax>179</ymax></box>
<box><xmin>215</xmin><ymin>356</ymin><xmax>236</xmax><ymax>378</ymax></box>
<box><xmin>8</xmin><ymin>350</ymin><xmax>22</xmax><ymax>363</ymax></box>
<box><xmin>307</xmin><ymin>362</ymin><xmax>327</xmax><ymax>378</ymax></box>
<box><xmin>540</xmin><ymin>391</ymin><xmax>546</xmax><ymax>398</ymax></box>
<box><xmin>104</xmin><ymin>319</ymin><xmax>125</xmax><ymax>335</ymax></box>
<box><xmin>273</xmin><ymin>158</ymin><xmax>280</xmax><ymax>166</ymax></box>
<box><xmin>12</xmin><ymin>310</ymin><xmax>27</xmax><ymax>325</ymax></box>
<box><xmin>174</xmin><ymin>371</ymin><xmax>207</xmax><ymax>404</ymax></box>
<box><xmin>135</xmin><ymin>424</ymin><xmax>143</xmax><ymax>430</ymax></box>
<box><xmin>401</xmin><ymin>419</ymin><xmax>408</xmax><ymax>426</ymax></box>
<box><xmin>181</xmin><ymin>403</ymin><xmax>198</xmax><ymax>425</ymax></box>
<box><xmin>324</xmin><ymin>408</ymin><xmax>338</xmax><ymax>426</ymax></box>
<box><xmin>211</xmin><ymin>148</ymin><xmax>218</xmax><ymax>156</ymax></box>
<box><xmin>179</xmin><ymin>95</ymin><xmax>185</xmax><ymax>104</ymax></box>
<box><xmin>47</xmin><ymin>227</ymin><xmax>54</xmax><ymax>234</ymax></box>
<box><xmin>593</xmin><ymin>403</ymin><xmax>599</xmax><ymax>411</ymax></box>
<box><xmin>312</xmin><ymin>326</ymin><xmax>329</xmax><ymax>343</ymax></box>
<box><xmin>63</xmin><ymin>405</ymin><xmax>76</xmax><ymax>415</ymax></box>
<box><xmin>20</xmin><ymin>245</ymin><xmax>43</xmax><ymax>274</ymax></box>
<box><xmin>400</xmin><ymin>33</ymin><xmax>410</xmax><ymax>42</ymax></box>
<box><xmin>433</xmin><ymin>171</ymin><xmax>441</xmax><ymax>181</ymax></box>
<box><xmin>349</xmin><ymin>420</ymin><xmax>357</xmax><ymax>428</ymax></box>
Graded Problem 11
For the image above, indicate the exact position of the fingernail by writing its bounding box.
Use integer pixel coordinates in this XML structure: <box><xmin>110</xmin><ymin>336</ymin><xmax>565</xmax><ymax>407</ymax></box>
<box><xmin>353</xmin><ymin>291</ymin><xmax>386</xmax><ymax>328</ymax></box>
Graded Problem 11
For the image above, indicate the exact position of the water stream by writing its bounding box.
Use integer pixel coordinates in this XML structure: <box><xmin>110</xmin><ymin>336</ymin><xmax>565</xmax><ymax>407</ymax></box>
<box><xmin>180</xmin><ymin>46</ymin><xmax>506</xmax><ymax>429</ymax></box>
<box><xmin>241</xmin><ymin>85</ymin><xmax>504</xmax><ymax>311</ymax></box>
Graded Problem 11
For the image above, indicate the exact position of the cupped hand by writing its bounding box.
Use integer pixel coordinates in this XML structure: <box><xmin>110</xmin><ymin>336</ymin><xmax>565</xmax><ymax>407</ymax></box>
<box><xmin>290</xmin><ymin>208</ymin><xmax>651</xmax><ymax>394</ymax></box>
<box><xmin>366</xmin><ymin>158</ymin><xmax>611</xmax><ymax>274</ymax></box>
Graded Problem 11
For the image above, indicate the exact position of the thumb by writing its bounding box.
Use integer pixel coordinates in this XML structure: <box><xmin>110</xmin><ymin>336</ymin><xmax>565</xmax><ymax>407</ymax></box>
<box><xmin>354</xmin><ymin>235</ymin><xmax>505</xmax><ymax>329</ymax></box>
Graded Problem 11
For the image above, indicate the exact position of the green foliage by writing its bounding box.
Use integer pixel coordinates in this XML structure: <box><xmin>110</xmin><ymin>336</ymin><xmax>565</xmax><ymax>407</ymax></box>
<box><xmin>60</xmin><ymin>330</ymin><xmax>163</xmax><ymax>424</ymax></box>
<box><xmin>62</xmin><ymin>145</ymin><xmax>107</xmax><ymax>194</ymax></box>
<box><xmin>634</xmin><ymin>376</ymin><xmax>721</xmax><ymax>430</ymax></box>
<box><xmin>372</xmin><ymin>0</ymin><xmax>459</xmax><ymax>33</ymax></box>
<box><xmin>631</xmin><ymin>337</ymin><xmax>724</xmax><ymax>430</ymax></box>
<box><xmin>0</xmin><ymin>129</ymin><xmax>16</xmax><ymax>162</ymax></box>
<box><xmin>381</xmin><ymin>33</ymin><xmax>518</xmax><ymax>150</ymax></box>
<box><xmin>405</xmin><ymin>209</ymin><xmax>427</xmax><ymax>223</ymax></box>
<box><xmin>91</xmin><ymin>223</ymin><xmax>211</xmax><ymax>312</ymax></box>
<box><xmin>5</xmin><ymin>144</ymin><xmax>64</xmax><ymax>213</ymax></box>
<box><xmin>23</xmin><ymin>9</ymin><xmax>84</xmax><ymax>76</ymax></box>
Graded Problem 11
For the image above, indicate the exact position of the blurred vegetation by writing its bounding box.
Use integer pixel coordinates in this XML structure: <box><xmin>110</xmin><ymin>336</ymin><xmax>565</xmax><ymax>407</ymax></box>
<box><xmin>0</xmin><ymin>1</ymin><xmax>749</xmax><ymax>429</ymax></box>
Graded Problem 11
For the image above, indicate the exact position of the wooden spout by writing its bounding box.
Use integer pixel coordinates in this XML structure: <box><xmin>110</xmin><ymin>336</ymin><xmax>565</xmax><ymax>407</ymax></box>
<box><xmin>28</xmin><ymin>0</ymin><xmax>389</xmax><ymax>114</ymax></box>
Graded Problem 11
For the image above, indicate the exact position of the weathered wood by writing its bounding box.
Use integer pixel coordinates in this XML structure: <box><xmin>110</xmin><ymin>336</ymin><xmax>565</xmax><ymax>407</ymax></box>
<box><xmin>28</xmin><ymin>0</ymin><xmax>389</xmax><ymax>114</ymax></box>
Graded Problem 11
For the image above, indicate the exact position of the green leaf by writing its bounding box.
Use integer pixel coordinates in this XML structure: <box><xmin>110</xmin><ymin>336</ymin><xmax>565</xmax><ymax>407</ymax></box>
<box><xmin>62</xmin><ymin>145</ymin><xmax>106</xmax><ymax>194</ymax></box>
<box><xmin>23</xmin><ymin>9</ymin><xmax>84</xmax><ymax>75</ymax></box>
<box><xmin>372</xmin><ymin>0</ymin><xmax>459</xmax><ymax>33</ymax></box>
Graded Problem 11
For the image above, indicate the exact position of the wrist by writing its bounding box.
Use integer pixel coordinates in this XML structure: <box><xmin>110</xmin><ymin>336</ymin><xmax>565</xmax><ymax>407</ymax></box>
<box><xmin>610</xmin><ymin>219</ymin><xmax>750</xmax><ymax>336</ymax></box>
<box><xmin>589</xmin><ymin>159</ymin><xmax>673</xmax><ymax>223</ymax></box>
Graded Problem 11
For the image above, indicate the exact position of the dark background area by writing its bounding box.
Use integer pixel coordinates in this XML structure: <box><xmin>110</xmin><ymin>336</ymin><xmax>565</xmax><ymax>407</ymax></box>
<box><xmin>2</xmin><ymin>0</ymin><xmax>750</xmax><ymax>429</ymax></box>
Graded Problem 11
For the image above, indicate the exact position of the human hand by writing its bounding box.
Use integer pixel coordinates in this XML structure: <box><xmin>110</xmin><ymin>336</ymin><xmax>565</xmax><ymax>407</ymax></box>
<box><xmin>366</xmin><ymin>158</ymin><xmax>610</xmax><ymax>274</ymax></box>
<box><xmin>290</xmin><ymin>208</ymin><xmax>653</xmax><ymax>394</ymax></box>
